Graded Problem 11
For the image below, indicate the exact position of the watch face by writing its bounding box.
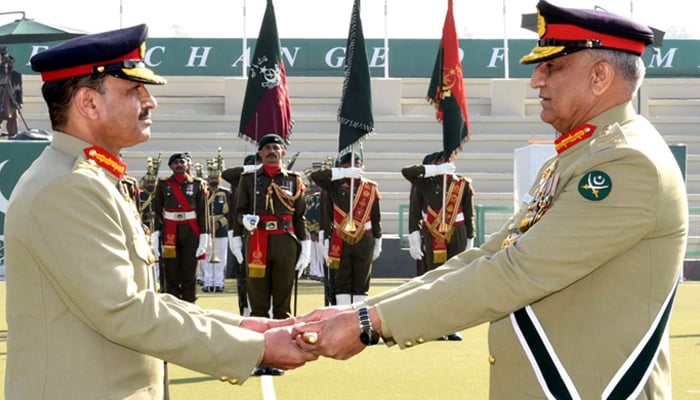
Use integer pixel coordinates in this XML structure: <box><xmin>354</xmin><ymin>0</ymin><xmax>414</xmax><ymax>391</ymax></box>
<box><xmin>359</xmin><ymin>331</ymin><xmax>371</xmax><ymax>345</ymax></box>
<box><xmin>359</xmin><ymin>331</ymin><xmax>379</xmax><ymax>345</ymax></box>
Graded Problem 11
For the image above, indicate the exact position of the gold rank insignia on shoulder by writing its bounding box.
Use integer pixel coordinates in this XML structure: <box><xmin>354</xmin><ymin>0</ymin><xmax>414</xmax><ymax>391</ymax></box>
<box><xmin>590</xmin><ymin>123</ymin><xmax>627</xmax><ymax>153</ymax></box>
<box><xmin>76</xmin><ymin>159</ymin><xmax>104</xmax><ymax>177</ymax></box>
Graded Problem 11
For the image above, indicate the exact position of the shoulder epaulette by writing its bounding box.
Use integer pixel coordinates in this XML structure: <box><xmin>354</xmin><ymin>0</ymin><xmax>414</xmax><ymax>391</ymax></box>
<box><xmin>590</xmin><ymin>123</ymin><xmax>628</xmax><ymax>154</ymax></box>
<box><xmin>75</xmin><ymin>159</ymin><xmax>104</xmax><ymax>177</ymax></box>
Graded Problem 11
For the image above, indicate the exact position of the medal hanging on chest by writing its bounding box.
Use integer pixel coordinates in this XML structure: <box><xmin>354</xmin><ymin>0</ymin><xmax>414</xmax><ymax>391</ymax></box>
<box><xmin>502</xmin><ymin>159</ymin><xmax>560</xmax><ymax>248</ymax></box>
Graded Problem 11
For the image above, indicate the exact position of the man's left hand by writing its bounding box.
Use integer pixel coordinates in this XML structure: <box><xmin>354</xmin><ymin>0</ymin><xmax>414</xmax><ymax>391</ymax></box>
<box><xmin>295</xmin><ymin>240</ymin><xmax>312</xmax><ymax>278</ymax></box>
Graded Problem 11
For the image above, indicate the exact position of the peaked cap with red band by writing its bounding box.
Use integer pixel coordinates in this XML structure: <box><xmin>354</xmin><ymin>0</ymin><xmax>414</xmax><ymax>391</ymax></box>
<box><xmin>520</xmin><ymin>0</ymin><xmax>654</xmax><ymax>64</ymax></box>
<box><xmin>30</xmin><ymin>24</ymin><xmax>166</xmax><ymax>85</ymax></box>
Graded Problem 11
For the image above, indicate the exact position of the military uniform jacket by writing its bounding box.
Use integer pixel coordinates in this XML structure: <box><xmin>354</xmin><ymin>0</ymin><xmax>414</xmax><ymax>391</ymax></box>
<box><xmin>366</xmin><ymin>104</ymin><xmax>687</xmax><ymax>399</ymax></box>
<box><xmin>222</xmin><ymin>166</ymin><xmax>245</xmax><ymax>235</ymax></box>
<box><xmin>234</xmin><ymin>167</ymin><xmax>308</xmax><ymax>241</ymax></box>
<box><xmin>153</xmin><ymin>172</ymin><xmax>209</xmax><ymax>235</ymax></box>
<box><xmin>4</xmin><ymin>134</ymin><xmax>264</xmax><ymax>400</ymax></box>
<box><xmin>310</xmin><ymin>169</ymin><xmax>382</xmax><ymax>240</ymax></box>
<box><xmin>401</xmin><ymin>165</ymin><xmax>475</xmax><ymax>238</ymax></box>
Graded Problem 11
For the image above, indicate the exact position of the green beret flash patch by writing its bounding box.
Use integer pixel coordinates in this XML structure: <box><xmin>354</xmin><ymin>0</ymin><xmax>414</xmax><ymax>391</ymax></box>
<box><xmin>578</xmin><ymin>170</ymin><xmax>612</xmax><ymax>201</ymax></box>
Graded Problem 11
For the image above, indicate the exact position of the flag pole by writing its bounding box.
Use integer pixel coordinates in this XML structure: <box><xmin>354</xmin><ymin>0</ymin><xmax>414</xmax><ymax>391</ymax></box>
<box><xmin>242</xmin><ymin>0</ymin><xmax>248</xmax><ymax>78</ymax></box>
<box><xmin>502</xmin><ymin>0</ymin><xmax>509</xmax><ymax>79</ymax></box>
<box><xmin>441</xmin><ymin>172</ymin><xmax>447</xmax><ymax>233</ymax></box>
<box><xmin>384</xmin><ymin>0</ymin><xmax>389</xmax><ymax>78</ymax></box>
<box><xmin>345</xmin><ymin>143</ymin><xmax>357</xmax><ymax>233</ymax></box>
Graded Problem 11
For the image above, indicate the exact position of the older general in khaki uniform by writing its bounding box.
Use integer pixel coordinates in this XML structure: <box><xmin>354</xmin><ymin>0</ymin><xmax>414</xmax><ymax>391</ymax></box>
<box><xmin>294</xmin><ymin>2</ymin><xmax>688</xmax><ymax>399</ymax></box>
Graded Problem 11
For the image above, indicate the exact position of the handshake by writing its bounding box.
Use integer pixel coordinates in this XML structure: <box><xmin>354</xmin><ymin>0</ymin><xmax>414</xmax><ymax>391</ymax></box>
<box><xmin>245</xmin><ymin>305</ymin><xmax>376</xmax><ymax>372</ymax></box>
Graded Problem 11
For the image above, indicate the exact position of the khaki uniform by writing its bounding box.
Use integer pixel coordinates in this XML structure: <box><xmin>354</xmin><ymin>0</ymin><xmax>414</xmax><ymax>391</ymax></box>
<box><xmin>366</xmin><ymin>104</ymin><xmax>687</xmax><ymax>399</ymax></box>
<box><xmin>234</xmin><ymin>167</ymin><xmax>307</xmax><ymax>318</ymax></box>
<box><xmin>4</xmin><ymin>134</ymin><xmax>263</xmax><ymax>399</ymax></box>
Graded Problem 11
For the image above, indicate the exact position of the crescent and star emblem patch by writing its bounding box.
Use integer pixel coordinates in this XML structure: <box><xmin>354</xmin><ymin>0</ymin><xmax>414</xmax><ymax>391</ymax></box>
<box><xmin>578</xmin><ymin>170</ymin><xmax>612</xmax><ymax>201</ymax></box>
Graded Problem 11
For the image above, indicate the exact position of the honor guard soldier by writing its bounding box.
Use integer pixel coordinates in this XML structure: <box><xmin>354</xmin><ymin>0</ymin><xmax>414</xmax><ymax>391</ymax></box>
<box><xmin>7</xmin><ymin>24</ymin><xmax>316</xmax><ymax>400</ymax></box>
<box><xmin>310</xmin><ymin>151</ymin><xmax>382</xmax><ymax>306</ymax></box>
<box><xmin>222</xmin><ymin>153</ymin><xmax>261</xmax><ymax>316</ymax></box>
<box><xmin>234</xmin><ymin>133</ymin><xmax>310</xmax><ymax>320</ymax></box>
<box><xmin>200</xmin><ymin>152</ymin><xmax>231</xmax><ymax>293</ymax></box>
<box><xmin>401</xmin><ymin>151</ymin><xmax>475</xmax><ymax>341</ymax></box>
<box><xmin>152</xmin><ymin>152</ymin><xmax>210</xmax><ymax>303</ymax></box>
<box><xmin>294</xmin><ymin>2</ymin><xmax>686</xmax><ymax>398</ymax></box>
<box><xmin>402</xmin><ymin>151</ymin><xmax>475</xmax><ymax>271</ymax></box>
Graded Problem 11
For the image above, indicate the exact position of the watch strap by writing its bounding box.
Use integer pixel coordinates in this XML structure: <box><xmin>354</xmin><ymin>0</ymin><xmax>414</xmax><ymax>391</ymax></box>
<box><xmin>357</xmin><ymin>306</ymin><xmax>379</xmax><ymax>345</ymax></box>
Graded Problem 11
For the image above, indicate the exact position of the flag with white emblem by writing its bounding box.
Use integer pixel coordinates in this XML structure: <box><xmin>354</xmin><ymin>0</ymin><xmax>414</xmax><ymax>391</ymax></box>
<box><xmin>238</xmin><ymin>0</ymin><xmax>293</xmax><ymax>145</ymax></box>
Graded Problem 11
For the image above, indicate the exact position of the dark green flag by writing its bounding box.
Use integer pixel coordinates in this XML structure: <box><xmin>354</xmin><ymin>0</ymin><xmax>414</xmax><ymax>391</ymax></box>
<box><xmin>337</xmin><ymin>0</ymin><xmax>373</xmax><ymax>153</ymax></box>
<box><xmin>238</xmin><ymin>0</ymin><xmax>293</xmax><ymax>145</ymax></box>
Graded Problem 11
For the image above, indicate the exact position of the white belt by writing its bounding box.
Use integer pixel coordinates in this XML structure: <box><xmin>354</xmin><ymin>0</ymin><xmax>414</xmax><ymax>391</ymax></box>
<box><xmin>421</xmin><ymin>211</ymin><xmax>464</xmax><ymax>222</ymax></box>
<box><xmin>164</xmin><ymin>210</ymin><xmax>197</xmax><ymax>221</ymax></box>
<box><xmin>333</xmin><ymin>221</ymin><xmax>372</xmax><ymax>231</ymax></box>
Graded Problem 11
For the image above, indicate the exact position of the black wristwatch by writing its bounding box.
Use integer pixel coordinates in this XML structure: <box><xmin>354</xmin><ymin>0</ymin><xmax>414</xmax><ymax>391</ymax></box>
<box><xmin>357</xmin><ymin>306</ymin><xmax>380</xmax><ymax>345</ymax></box>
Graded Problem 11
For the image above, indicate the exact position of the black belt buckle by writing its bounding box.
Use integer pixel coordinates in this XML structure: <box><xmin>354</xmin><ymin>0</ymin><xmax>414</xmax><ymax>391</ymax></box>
<box><xmin>265</xmin><ymin>221</ymin><xmax>278</xmax><ymax>230</ymax></box>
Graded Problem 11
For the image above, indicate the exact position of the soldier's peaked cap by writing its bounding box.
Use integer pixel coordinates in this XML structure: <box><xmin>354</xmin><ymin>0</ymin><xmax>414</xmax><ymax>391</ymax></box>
<box><xmin>257</xmin><ymin>133</ymin><xmax>285</xmax><ymax>150</ymax></box>
<box><xmin>520</xmin><ymin>0</ymin><xmax>654</xmax><ymax>65</ymax></box>
<box><xmin>168</xmin><ymin>152</ymin><xmax>188</xmax><ymax>165</ymax></box>
<box><xmin>30</xmin><ymin>24</ymin><xmax>166</xmax><ymax>85</ymax></box>
<box><xmin>339</xmin><ymin>151</ymin><xmax>362</xmax><ymax>165</ymax></box>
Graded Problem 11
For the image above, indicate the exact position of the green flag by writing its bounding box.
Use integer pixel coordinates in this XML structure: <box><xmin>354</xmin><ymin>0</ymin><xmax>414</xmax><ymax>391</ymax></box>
<box><xmin>337</xmin><ymin>0</ymin><xmax>373</xmax><ymax>153</ymax></box>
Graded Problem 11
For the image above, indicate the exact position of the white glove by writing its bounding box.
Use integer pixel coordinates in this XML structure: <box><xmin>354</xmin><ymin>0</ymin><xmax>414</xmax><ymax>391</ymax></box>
<box><xmin>242</xmin><ymin>214</ymin><xmax>259</xmax><ymax>232</ymax></box>
<box><xmin>228</xmin><ymin>231</ymin><xmax>244</xmax><ymax>263</ymax></box>
<box><xmin>151</xmin><ymin>231</ymin><xmax>160</xmax><ymax>258</ymax></box>
<box><xmin>319</xmin><ymin>230</ymin><xmax>329</xmax><ymax>264</ymax></box>
<box><xmin>408</xmin><ymin>230</ymin><xmax>423</xmax><ymax>260</ymax></box>
<box><xmin>372</xmin><ymin>237</ymin><xmax>382</xmax><ymax>261</ymax></box>
<box><xmin>423</xmin><ymin>163</ymin><xmax>456</xmax><ymax>177</ymax></box>
<box><xmin>243</xmin><ymin>164</ymin><xmax>261</xmax><ymax>172</ymax></box>
<box><xmin>195</xmin><ymin>233</ymin><xmax>208</xmax><ymax>258</ymax></box>
<box><xmin>295</xmin><ymin>240</ymin><xmax>312</xmax><ymax>278</ymax></box>
<box><xmin>331</xmin><ymin>167</ymin><xmax>362</xmax><ymax>181</ymax></box>
<box><xmin>466</xmin><ymin>237</ymin><xmax>474</xmax><ymax>250</ymax></box>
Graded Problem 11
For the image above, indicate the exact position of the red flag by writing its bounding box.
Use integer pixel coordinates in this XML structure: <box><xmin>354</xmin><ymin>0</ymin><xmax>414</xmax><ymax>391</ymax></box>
<box><xmin>238</xmin><ymin>0</ymin><xmax>293</xmax><ymax>145</ymax></box>
<box><xmin>426</xmin><ymin>0</ymin><xmax>470</xmax><ymax>160</ymax></box>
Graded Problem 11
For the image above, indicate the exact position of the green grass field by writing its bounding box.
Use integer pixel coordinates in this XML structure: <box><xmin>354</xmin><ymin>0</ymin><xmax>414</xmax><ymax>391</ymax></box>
<box><xmin>1</xmin><ymin>279</ymin><xmax>698</xmax><ymax>399</ymax></box>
